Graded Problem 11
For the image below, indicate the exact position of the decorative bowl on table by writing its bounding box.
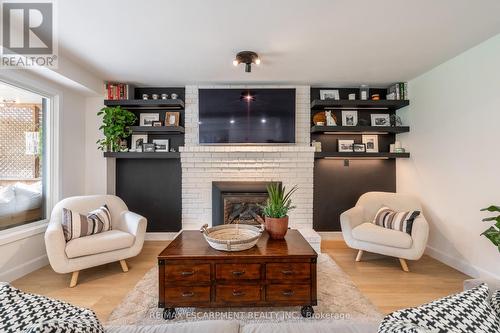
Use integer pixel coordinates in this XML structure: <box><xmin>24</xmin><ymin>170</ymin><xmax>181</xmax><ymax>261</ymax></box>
<box><xmin>200</xmin><ymin>223</ymin><xmax>264</xmax><ymax>252</ymax></box>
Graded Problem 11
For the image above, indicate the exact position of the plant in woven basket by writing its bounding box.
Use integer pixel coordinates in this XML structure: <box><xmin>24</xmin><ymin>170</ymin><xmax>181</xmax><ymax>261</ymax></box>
<box><xmin>480</xmin><ymin>205</ymin><xmax>500</xmax><ymax>252</ymax></box>
<box><xmin>96</xmin><ymin>106</ymin><xmax>136</xmax><ymax>152</ymax></box>
<box><xmin>261</xmin><ymin>183</ymin><xmax>298</xmax><ymax>239</ymax></box>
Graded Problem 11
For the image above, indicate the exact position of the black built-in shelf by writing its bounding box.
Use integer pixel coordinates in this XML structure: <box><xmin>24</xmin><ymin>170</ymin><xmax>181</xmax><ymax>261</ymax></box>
<box><xmin>103</xmin><ymin>152</ymin><xmax>180</xmax><ymax>159</ymax></box>
<box><xmin>129</xmin><ymin>126</ymin><xmax>185</xmax><ymax>134</ymax></box>
<box><xmin>310</xmin><ymin>99</ymin><xmax>409</xmax><ymax>110</ymax></box>
<box><xmin>314</xmin><ymin>152</ymin><xmax>410</xmax><ymax>159</ymax></box>
<box><xmin>104</xmin><ymin>99</ymin><xmax>185</xmax><ymax>109</ymax></box>
<box><xmin>311</xmin><ymin>126</ymin><xmax>409</xmax><ymax>134</ymax></box>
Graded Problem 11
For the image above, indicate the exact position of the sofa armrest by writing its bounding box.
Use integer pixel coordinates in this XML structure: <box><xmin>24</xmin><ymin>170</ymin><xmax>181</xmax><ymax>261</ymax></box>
<box><xmin>340</xmin><ymin>206</ymin><xmax>365</xmax><ymax>231</ymax></box>
<box><xmin>44</xmin><ymin>219</ymin><xmax>69</xmax><ymax>273</ymax></box>
<box><xmin>408</xmin><ymin>215</ymin><xmax>429</xmax><ymax>259</ymax></box>
<box><xmin>117</xmin><ymin>211</ymin><xmax>147</xmax><ymax>237</ymax></box>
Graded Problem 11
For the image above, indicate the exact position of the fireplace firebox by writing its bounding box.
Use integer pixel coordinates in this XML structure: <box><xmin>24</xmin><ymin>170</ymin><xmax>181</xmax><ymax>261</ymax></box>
<box><xmin>212</xmin><ymin>181</ymin><xmax>280</xmax><ymax>226</ymax></box>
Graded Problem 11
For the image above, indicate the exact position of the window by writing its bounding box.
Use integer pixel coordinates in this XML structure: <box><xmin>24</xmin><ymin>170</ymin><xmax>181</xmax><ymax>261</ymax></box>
<box><xmin>0</xmin><ymin>82</ymin><xmax>48</xmax><ymax>230</ymax></box>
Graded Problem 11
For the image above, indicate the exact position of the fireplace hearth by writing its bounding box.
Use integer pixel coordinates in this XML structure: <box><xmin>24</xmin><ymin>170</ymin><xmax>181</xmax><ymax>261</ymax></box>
<box><xmin>212</xmin><ymin>181</ymin><xmax>280</xmax><ymax>226</ymax></box>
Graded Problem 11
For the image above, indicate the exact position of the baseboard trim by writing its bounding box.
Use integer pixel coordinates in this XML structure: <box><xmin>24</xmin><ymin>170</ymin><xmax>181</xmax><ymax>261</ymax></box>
<box><xmin>145</xmin><ymin>232</ymin><xmax>181</xmax><ymax>241</ymax></box>
<box><xmin>317</xmin><ymin>231</ymin><xmax>344</xmax><ymax>240</ymax></box>
<box><xmin>0</xmin><ymin>254</ymin><xmax>48</xmax><ymax>282</ymax></box>
<box><xmin>425</xmin><ymin>245</ymin><xmax>500</xmax><ymax>280</ymax></box>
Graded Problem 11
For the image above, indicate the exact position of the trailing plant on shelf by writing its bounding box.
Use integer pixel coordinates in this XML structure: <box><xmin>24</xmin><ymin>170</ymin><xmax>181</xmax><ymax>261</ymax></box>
<box><xmin>480</xmin><ymin>205</ymin><xmax>500</xmax><ymax>252</ymax></box>
<box><xmin>261</xmin><ymin>183</ymin><xmax>297</xmax><ymax>239</ymax></box>
<box><xmin>96</xmin><ymin>106</ymin><xmax>136</xmax><ymax>152</ymax></box>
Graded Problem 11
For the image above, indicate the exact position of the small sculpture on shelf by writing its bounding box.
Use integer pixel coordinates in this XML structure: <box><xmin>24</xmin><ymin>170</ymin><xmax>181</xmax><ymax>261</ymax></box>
<box><xmin>325</xmin><ymin>111</ymin><xmax>337</xmax><ymax>126</ymax></box>
<box><xmin>390</xmin><ymin>114</ymin><xmax>403</xmax><ymax>127</ymax></box>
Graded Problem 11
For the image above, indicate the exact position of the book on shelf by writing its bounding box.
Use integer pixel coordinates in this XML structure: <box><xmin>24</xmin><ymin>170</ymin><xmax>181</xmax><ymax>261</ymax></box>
<box><xmin>104</xmin><ymin>82</ymin><xmax>133</xmax><ymax>100</ymax></box>
<box><xmin>386</xmin><ymin>82</ymin><xmax>408</xmax><ymax>100</ymax></box>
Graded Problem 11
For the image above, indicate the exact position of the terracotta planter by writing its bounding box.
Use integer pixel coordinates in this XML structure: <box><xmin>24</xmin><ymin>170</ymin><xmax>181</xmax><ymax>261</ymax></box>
<box><xmin>265</xmin><ymin>216</ymin><xmax>289</xmax><ymax>239</ymax></box>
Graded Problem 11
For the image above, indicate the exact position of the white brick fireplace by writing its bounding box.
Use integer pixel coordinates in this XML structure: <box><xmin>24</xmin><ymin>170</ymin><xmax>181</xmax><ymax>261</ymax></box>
<box><xmin>180</xmin><ymin>85</ymin><xmax>316</xmax><ymax>234</ymax></box>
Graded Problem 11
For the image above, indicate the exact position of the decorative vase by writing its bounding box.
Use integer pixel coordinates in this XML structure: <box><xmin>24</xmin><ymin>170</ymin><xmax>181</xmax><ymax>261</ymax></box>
<box><xmin>265</xmin><ymin>216</ymin><xmax>289</xmax><ymax>239</ymax></box>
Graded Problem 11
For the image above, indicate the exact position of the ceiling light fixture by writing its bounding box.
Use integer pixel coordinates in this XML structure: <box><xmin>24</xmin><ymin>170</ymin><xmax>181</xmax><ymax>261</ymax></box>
<box><xmin>233</xmin><ymin>51</ymin><xmax>261</xmax><ymax>73</ymax></box>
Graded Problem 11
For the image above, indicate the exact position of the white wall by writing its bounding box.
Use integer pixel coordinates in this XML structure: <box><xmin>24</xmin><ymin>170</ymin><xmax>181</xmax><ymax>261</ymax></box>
<box><xmin>84</xmin><ymin>97</ymin><xmax>107</xmax><ymax>195</ymax></box>
<box><xmin>397</xmin><ymin>34</ymin><xmax>500</xmax><ymax>279</ymax></box>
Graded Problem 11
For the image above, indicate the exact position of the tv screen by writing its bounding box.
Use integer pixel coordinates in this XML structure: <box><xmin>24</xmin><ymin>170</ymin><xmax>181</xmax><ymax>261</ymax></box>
<box><xmin>198</xmin><ymin>88</ymin><xmax>296</xmax><ymax>144</ymax></box>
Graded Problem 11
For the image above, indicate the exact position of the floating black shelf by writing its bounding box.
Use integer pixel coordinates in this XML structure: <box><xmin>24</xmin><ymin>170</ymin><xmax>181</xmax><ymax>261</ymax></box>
<box><xmin>311</xmin><ymin>126</ymin><xmax>410</xmax><ymax>134</ymax></box>
<box><xmin>104</xmin><ymin>99</ymin><xmax>185</xmax><ymax>109</ymax></box>
<box><xmin>103</xmin><ymin>152</ymin><xmax>180</xmax><ymax>159</ymax></box>
<box><xmin>314</xmin><ymin>152</ymin><xmax>410</xmax><ymax>159</ymax></box>
<box><xmin>311</xmin><ymin>99</ymin><xmax>409</xmax><ymax>110</ymax></box>
<box><xmin>128</xmin><ymin>126</ymin><xmax>185</xmax><ymax>134</ymax></box>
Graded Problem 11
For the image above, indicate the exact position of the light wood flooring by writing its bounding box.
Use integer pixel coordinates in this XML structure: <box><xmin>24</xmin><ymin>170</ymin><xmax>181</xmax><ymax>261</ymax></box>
<box><xmin>12</xmin><ymin>240</ymin><xmax>469</xmax><ymax>322</ymax></box>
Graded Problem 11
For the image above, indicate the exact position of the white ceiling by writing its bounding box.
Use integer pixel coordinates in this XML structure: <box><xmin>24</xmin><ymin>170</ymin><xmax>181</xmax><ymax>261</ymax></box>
<box><xmin>58</xmin><ymin>0</ymin><xmax>500</xmax><ymax>87</ymax></box>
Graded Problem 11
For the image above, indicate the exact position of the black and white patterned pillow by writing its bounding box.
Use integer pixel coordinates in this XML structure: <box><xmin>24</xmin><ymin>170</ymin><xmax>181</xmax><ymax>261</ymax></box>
<box><xmin>0</xmin><ymin>283</ymin><xmax>103</xmax><ymax>333</ymax></box>
<box><xmin>378</xmin><ymin>283</ymin><xmax>500</xmax><ymax>333</ymax></box>
<box><xmin>492</xmin><ymin>289</ymin><xmax>500</xmax><ymax>319</ymax></box>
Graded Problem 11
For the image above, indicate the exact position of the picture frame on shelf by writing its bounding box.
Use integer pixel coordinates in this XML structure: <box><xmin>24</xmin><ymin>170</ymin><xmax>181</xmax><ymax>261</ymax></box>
<box><xmin>152</xmin><ymin>121</ymin><xmax>163</xmax><ymax>127</ymax></box>
<box><xmin>320</xmin><ymin>89</ymin><xmax>340</xmax><ymax>100</ymax></box>
<box><xmin>370</xmin><ymin>113</ymin><xmax>391</xmax><ymax>126</ymax></box>
<box><xmin>143</xmin><ymin>143</ymin><xmax>155</xmax><ymax>152</ymax></box>
<box><xmin>353</xmin><ymin>143</ymin><xmax>366</xmax><ymax>153</ymax></box>
<box><xmin>131</xmin><ymin>134</ymin><xmax>148</xmax><ymax>151</ymax></box>
<box><xmin>140</xmin><ymin>113</ymin><xmax>160</xmax><ymax>126</ymax></box>
<box><xmin>165</xmin><ymin>112</ymin><xmax>180</xmax><ymax>126</ymax></box>
<box><xmin>342</xmin><ymin>110</ymin><xmax>358</xmax><ymax>126</ymax></box>
<box><xmin>338</xmin><ymin>139</ymin><xmax>354</xmax><ymax>152</ymax></box>
<box><xmin>153</xmin><ymin>139</ymin><xmax>169</xmax><ymax>152</ymax></box>
<box><xmin>362</xmin><ymin>135</ymin><xmax>379</xmax><ymax>153</ymax></box>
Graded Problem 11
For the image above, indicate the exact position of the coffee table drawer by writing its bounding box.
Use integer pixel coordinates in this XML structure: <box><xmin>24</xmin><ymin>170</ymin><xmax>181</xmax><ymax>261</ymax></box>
<box><xmin>266</xmin><ymin>284</ymin><xmax>311</xmax><ymax>302</ymax></box>
<box><xmin>216</xmin><ymin>264</ymin><xmax>261</xmax><ymax>280</ymax></box>
<box><xmin>216</xmin><ymin>285</ymin><xmax>261</xmax><ymax>303</ymax></box>
<box><xmin>266</xmin><ymin>263</ymin><xmax>310</xmax><ymax>280</ymax></box>
<box><xmin>165</xmin><ymin>264</ymin><xmax>210</xmax><ymax>282</ymax></box>
<box><xmin>165</xmin><ymin>286</ymin><xmax>210</xmax><ymax>304</ymax></box>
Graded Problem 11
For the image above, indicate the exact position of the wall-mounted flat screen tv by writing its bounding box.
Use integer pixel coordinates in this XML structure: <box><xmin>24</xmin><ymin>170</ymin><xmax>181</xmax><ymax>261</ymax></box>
<box><xmin>198</xmin><ymin>88</ymin><xmax>295</xmax><ymax>144</ymax></box>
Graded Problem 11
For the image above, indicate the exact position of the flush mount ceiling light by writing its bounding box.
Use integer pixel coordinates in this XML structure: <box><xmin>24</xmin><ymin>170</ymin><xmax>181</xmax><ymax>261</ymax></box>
<box><xmin>233</xmin><ymin>51</ymin><xmax>261</xmax><ymax>73</ymax></box>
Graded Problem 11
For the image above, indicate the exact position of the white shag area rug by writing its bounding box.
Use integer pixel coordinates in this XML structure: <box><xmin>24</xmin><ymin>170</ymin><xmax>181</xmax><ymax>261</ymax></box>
<box><xmin>106</xmin><ymin>254</ymin><xmax>382</xmax><ymax>326</ymax></box>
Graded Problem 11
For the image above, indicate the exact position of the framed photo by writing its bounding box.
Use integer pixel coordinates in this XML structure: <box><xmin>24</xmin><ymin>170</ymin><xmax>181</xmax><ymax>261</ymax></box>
<box><xmin>152</xmin><ymin>121</ymin><xmax>163</xmax><ymax>127</ymax></box>
<box><xmin>353</xmin><ymin>143</ymin><xmax>366</xmax><ymax>153</ymax></box>
<box><xmin>338</xmin><ymin>139</ymin><xmax>354</xmax><ymax>152</ymax></box>
<box><xmin>143</xmin><ymin>143</ymin><xmax>155</xmax><ymax>152</ymax></box>
<box><xmin>152</xmin><ymin>139</ymin><xmax>169</xmax><ymax>152</ymax></box>
<box><xmin>371</xmin><ymin>113</ymin><xmax>391</xmax><ymax>126</ymax></box>
<box><xmin>131</xmin><ymin>134</ymin><xmax>148</xmax><ymax>151</ymax></box>
<box><xmin>320</xmin><ymin>89</ymin><xmax>340</xmax><ymax>100</ymax></box>
<box><xmin>362</xmin><ymin>135</ymin><xmax>379</xmax><ymax>153</ymax></box>
<box><xmin>165</xmin><ymin>112</ymin><xmax>180</xmax><ymax>126</ymax></box>
<box><xmin>342</xmin><ymin>110</ymin><xmax>358</xmax><ymax>126</ymax></box>
<box><xmin>140</xmin><ymin>113</ymin><xmax>160</xmax><ymax>126</ymax></box>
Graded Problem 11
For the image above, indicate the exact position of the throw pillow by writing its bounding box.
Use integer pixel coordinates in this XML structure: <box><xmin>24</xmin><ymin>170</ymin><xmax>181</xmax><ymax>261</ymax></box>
<box><xmin>491</xmin><ymin>289</ymin><xmax>500</xmax><ymax>318</ymax></box>
<box><xmin>378</xmin><ymin>283</ymin><xmax>500</xmax><ymax>333</ymax></box>
<box><xmin>373</xmin><ymin>206</ymin><xmax>420</xmax><ymax>235</ymax></box>
<box><xmin>62</xmin><ymin>204</ymin><xmax>112</xmax><ymax>242</ymax></box>
<box><xmin>0</xmin><ymin>282</ymin><xmax>103</xmax><ymax>333</ymax></box>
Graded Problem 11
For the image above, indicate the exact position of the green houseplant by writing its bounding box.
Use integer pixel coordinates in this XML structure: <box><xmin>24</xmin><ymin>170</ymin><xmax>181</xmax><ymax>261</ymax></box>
<box><xmin>96</xmin><ymin>106</ymin><xmax>136</xmax><ymax>152</ymax></box>
<box><xmin>262</xmin><ymin>183</ymin><xmax>298</xmax><ymax>239</ymax></box>
<box><xmin>480</xmin><ymin>205</ymin><xmax>500</xmax><ymax>252</ymax></box>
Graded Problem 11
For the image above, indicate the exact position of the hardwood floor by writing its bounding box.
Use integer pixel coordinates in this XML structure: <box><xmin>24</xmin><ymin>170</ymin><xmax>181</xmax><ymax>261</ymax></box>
<box><xmin>12</xmin><ymin>240</ymin><xmax>470</xmax><ymax>322</ymax></box>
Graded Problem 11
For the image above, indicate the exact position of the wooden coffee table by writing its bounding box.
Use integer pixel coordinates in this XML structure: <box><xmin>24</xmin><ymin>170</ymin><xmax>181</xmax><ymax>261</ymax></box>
<box><xmin>158</xmin><ymin>229</ymin><xmax>317</xmax><ymax>320</ymax></box>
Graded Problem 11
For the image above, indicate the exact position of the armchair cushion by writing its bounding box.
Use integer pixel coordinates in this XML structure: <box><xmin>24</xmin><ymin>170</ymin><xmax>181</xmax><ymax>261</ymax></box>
<box><xmin>352</xmin><ymin>223</ymin><xmax>413</xmax><ymax>249</ymax></box>
<box><xmin>65</xmin><ymin>230</ymin><xmax>135</xmax><ymax>259</ymax></box>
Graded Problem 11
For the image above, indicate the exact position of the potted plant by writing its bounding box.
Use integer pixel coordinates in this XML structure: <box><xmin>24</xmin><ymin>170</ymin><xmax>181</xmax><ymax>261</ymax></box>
<box><xmin>262</xmin><ymin>183</ymin><xmax>298</xmax><ymax>239</ymax></box>
<box><xmin>480</xmin><ymin>205</ymin><xmax>500</xmax><ymax>252</ymax></box>
<box><xmin>96</xmin><ymin>106</ymin><xmax>137</xmax><ymax>152</ymax></box>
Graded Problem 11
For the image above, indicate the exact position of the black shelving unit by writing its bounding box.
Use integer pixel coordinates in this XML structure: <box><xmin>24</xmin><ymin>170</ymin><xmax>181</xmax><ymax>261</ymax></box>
<box><xmin>128</xmin><ymin>126</ymin><xmax>185</xmax><ymax>134</ymax></box>
<box><xmin>104</xmin><ymin>99</ymin><xmax>185</xmax><ymax>109</ymax></box>
<box><xmin>103</xmin><ymin>152</ymin><xmax>180</xmax><ymax>159</ymax></box>
<box><xmin>314</xmin><ymin>152</ymin><xmax>410</xmax><ymax>159</ymax></box>
<box><xmin>311</xmin><ymin>99</ymin><xmax>409</xmax><ymax>110</ymax></box>
<box><xmin>311</xmin><ymin>125</ymin><xmax>410</xmax><ymax>134</ymax></box>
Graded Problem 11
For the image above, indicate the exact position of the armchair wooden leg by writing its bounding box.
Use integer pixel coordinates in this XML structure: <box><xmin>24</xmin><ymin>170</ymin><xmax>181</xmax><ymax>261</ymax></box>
<box><xmin>399</xmin><ymin>258</ymin><xmax>410</xmax><ymax>272</ymax></box>
<box><xmin>119</xmin><ymin>260</ymin><xmax>129</xmax><ymax>272</ymax></box>
<box><xmin>69</xmin><ymin>271</ymin><xmax>79</xmax><ymax>288</ymax></box>
<box><xmin>355</xmin><ymin>250</ymin><xmax>364</xmax><ymax>262</ymax></box>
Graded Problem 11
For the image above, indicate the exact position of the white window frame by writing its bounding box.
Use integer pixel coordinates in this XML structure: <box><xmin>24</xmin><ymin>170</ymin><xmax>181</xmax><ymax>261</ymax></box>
<box><xmin>0</xmin><ymin>75</ymin><xmax>60</xmax><ymax>246</ymax></box>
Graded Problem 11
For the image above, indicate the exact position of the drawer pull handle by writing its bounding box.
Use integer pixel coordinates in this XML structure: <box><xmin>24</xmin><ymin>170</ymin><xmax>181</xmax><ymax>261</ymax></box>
<box><xmin>282</xmin><ymin>290</ymin><xmax>294</xmax><ymax>297</ymax></box>
<box><xmin>281</xmin><ymin>270</ymin><xmax>294</xmax><ymax>275</ymax></box>
<box><xmin>181</xmin><ymin>291</ymin><xmax>194</xmax><ymax>297</ymax></box>
<box><xmin>232</xmin><ymin>290</ymin><xmax>246</xmax><ymax>297</ymax></box>
<box><xmin>180</xmin><ymin>271</ymin><xmax>195</xmax><ymax>276</ymax></box>
<box><xmin>232</xmin><ymin>270</ymin><xmax>245</xmax><ymax>276</ymax></box>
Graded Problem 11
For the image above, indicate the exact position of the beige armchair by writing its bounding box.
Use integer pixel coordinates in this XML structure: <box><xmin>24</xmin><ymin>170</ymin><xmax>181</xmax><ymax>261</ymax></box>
<box><xmin>340</xmin><ymin>192</ymin><xmax>429</xmax><ymax>272</ymax></box>
<box><xmin>45</xmin><ymin>195</ymin><xmax>147</xmax><ymax>287</ymax></box>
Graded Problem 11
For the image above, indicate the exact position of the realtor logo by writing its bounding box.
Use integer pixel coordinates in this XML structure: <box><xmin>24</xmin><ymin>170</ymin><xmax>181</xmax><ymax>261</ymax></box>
<box><xmin>1</xmin><ymin>0</ymin><xmax>58</xmax><ymax>68</ymax></box>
